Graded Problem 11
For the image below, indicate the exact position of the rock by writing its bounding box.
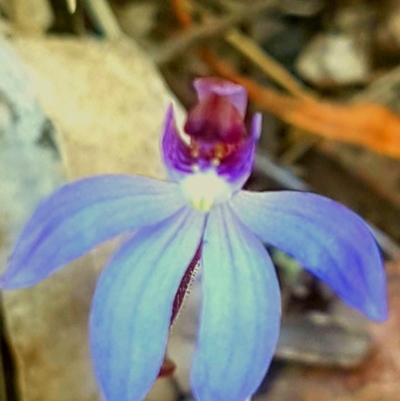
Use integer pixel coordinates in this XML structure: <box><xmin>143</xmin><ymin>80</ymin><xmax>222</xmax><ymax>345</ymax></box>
<box><xmin>112</xmin><ymin>1</ymin><xmax>158</xmax><ymax>39</ymax></box>
<box><xmin>0</xmin><ymin>38</ymin><xmax>63</xmax><ymax>274</ymax></box>
<box><xmin>296</xmin><ymin>32</ymin><xmax>370</xmax><ymax>87</ymax></box>
<box><xmin>276</xmin><ymin>312</ymin><xmax>371</xmax><ymax>368</ymax></box>
<box><xmin>9</xmin><ymin>0</ymin><xmax>53</xmax><ymax>34</ymax></box>
<box><xmin>1</xmin><ymin>35</ymin><xmax>184</xmax><ymax>401</ymax></box>
<box><xmin>12</xmin><ymin>36</ymin><xmax>184</xmax><ymax>179</ymax></box>
<box><xmin>0</xmin><ymin>35</ymin><xmax>64</xmax><ymax>401</ymax></box>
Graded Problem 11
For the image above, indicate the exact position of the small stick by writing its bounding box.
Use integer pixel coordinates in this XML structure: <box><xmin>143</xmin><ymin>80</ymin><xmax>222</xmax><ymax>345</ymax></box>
<box><xmin>85</xmin><ymin>0</ymin><xmax>123</xmax><ymax>39</ymax></box>
<box><xmin>224</xmin><ymin>29</ymin><xmax>310</xmax><ymax>99</ymax></box>
<box><xmin>66</xmin><ymin>0</ymin><xmax>77</xmax><ymax>14</ymax></box>
<box><xmin>178</xmin><ymin>0</ymin><xmax>310</xmax><ymax>99</ymax></box>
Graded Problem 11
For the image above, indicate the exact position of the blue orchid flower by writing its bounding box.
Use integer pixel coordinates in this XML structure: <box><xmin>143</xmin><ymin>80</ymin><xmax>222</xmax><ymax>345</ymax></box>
<box><xmin>1</xmin><ymin>78</ymin><xmax>387</xmax><ymax>401</ymax></box>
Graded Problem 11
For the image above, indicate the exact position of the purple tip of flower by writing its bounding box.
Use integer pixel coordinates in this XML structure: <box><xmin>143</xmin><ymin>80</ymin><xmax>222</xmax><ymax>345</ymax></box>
<box><xmin>184</xmin><ymin>93</ymin><xmax>247</xmax><ymax>143</ymax></box>
<box><xmin>193</xmin><ymin>77</ymin><xmax>247</xmax><ymax>117</ymax></box>
<box><xmin>161</xmin><ymin>103</ymin><xmax>260</xmax><ymax>191</ymax></box>
<box><xmin>162</xmin><ymin>78</ymin><xmax>261</xmax><ymax>192</ymax></box>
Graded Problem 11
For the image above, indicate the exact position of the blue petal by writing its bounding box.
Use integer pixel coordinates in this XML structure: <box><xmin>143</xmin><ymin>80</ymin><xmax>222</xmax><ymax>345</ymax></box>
<box><xmin>1</xmin><ymin>175</ymin><xmax>186</xmax><ymax>288</ymax></box>
<box><xmin>191</xmin><ymin>205</ymin><xmax>281</xmax><ymax>401</ymax></box>
<box><xmin>231</xmin><ymin>191</ymin><xmax>388</xmax><ymax>321</ymax></box>
<box><xmin>90</xmin><ymin>207</ymin><xmax>205</xmax><ymax>401</ymax></box>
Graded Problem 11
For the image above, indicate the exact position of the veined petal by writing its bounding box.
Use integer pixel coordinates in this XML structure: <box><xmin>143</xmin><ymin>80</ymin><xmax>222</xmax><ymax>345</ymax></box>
<box><xmin>90</xmin><ymin>207</ymin><xmax>205</xmax><ymax>401</ymax></box>
<box><xmin>192</xmin><ymin>205</ymin><xmax>281</xmax><ymax>401</ymax></box>
<box><xmin>1</xmin><ymin>175</ymin><xmax>186</xmax><ymax>288</ymax></box>
<box><xmin>231</xmin><ymin>191</ymin><xmax>388</xmax><ymax>321</ymax></box>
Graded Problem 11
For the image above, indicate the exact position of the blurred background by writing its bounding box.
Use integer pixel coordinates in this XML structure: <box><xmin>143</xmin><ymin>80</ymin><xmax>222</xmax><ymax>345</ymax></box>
<box><xmin>1</xmin><ymin>0</ymin><xmax>400</xmax><ymax>400</ymax></box>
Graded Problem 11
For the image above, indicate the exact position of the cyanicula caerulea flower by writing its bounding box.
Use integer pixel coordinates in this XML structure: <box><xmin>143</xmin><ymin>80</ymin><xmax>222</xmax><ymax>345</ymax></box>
<box><xmin>0</xmin><ymin>78</ymin><xmax>388</xmax><ymax>401</ymax></box>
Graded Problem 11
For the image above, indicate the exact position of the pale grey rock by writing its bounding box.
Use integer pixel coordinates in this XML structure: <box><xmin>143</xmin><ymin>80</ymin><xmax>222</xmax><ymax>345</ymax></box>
<box><xmin>112</xmin><ymin>1</ymin><xmax>158</xmax><ymax>39</ymax></box>
<box><xmin>0</xmin><ymin>39</ymin><xmax>63</xmax><ymax>274</ymax></box>
<box><xmin>11</xmin><ymin>36</ymin><xmax>184</xmax><ymax>179</ymax></box>
<box><xmin>1</xmin><ymin>36</ymin><xmax>184</xmax><ymax>401</ymax></box>
<box><xmin>9</xmin><ymin>0</ymin><xmax>53</xmax><ymax>34</ymax></box>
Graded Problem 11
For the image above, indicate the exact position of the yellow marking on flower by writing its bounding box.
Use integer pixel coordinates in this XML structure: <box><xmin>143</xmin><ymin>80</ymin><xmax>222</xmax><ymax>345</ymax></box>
<box><xmin>214</xmin><ymin>143</ymin><xmax>227</xmax><ymax>159</ymax></box>
<box><xmin>190</xmin><ymin>142</ymin><xmax>200</xmax><ymax>158</ymax></box>
<box><xmin>191</xmin><ymin>164</ymin><xmax>200</xmax><ymax>172</ymax></box>
<box><xmin>179</xmin><ymin>170</ymin><xmax>232</xmax><ymax>212</ymax></box>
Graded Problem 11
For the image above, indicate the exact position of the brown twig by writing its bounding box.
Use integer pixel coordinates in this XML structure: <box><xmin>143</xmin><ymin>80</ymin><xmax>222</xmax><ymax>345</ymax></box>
<box><xmin>85</xmin><ymin>0</ymin><xmax>123</xmax><ymax>39</ymax></box>
<box><xmin>66</xmin><ymin>0</ymin><xmax>77</xmax><ymax>14</ymax></box>
<box><xmin>154</xmin><ymin>13</ymin><xmax>250</xmax><ymax>64</ymax></box>
<box><xmin>171</xmin><ymin>0</ymin><xmax>192</xmax><ymax>29</ymax></box>
<box><xmin>224</xmin><ymin>29</ymin><xmax>310</xmax><ymax>99</ymax></box>
<box><xmin>169</xmin><ymin>0</ymin><xmax>308</xmax><ymax>98</ymax></box>
<box><xmin>159</xmin><ymin>0</ymin><xmax>277</xmax><ymax>63</ymax></box>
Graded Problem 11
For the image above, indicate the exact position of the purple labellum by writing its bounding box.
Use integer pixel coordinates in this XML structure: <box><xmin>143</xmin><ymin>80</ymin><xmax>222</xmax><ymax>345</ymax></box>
<box><xmin>193</xmin><ymin>77</ymin><xmax>248</xmax><ymax>117</ymax></box>
<box><xmin>184</xmin><ymin>93</ymin><xmax>247</xmax><ymax>144</ymax></box>
<box><xmin>162</xmin><ymin>79</ymin><xmax>261</xmax><ymax>192</ymax></box>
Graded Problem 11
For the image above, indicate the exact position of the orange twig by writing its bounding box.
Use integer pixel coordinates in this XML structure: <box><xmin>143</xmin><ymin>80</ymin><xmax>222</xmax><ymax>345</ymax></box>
<box><xmin>171</xmin><ymin>0</ymin><xmax>192</xmax><ymax>28</ymax></box>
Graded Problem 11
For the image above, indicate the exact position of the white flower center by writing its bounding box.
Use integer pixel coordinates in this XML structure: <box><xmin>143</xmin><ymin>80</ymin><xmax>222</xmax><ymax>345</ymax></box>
<box><xmin>179</xmin><ymin>169</ymin><xmax>232</xmax><ymax>211</ymax></box>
